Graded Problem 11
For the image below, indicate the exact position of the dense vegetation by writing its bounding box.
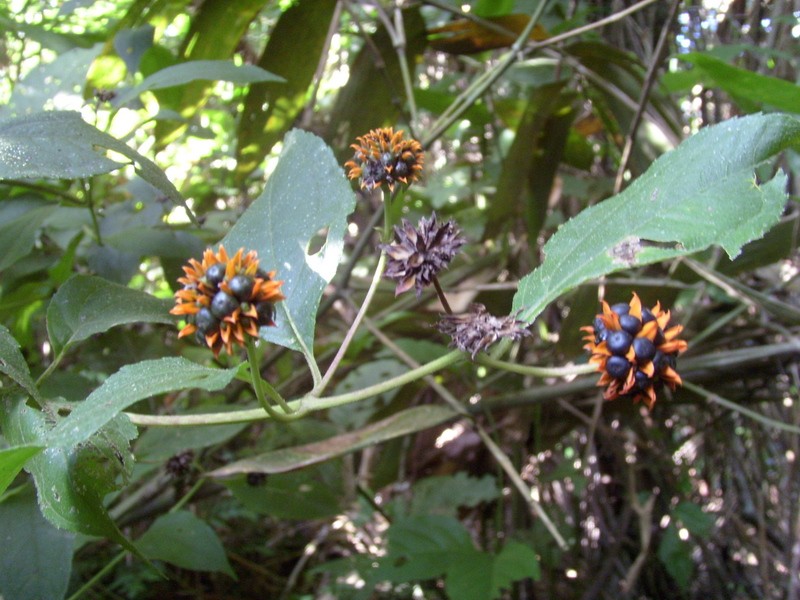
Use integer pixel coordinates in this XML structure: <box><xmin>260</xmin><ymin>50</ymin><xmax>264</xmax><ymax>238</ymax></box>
<box><xmin>1</xmin><ymin>0</ymin><xmax>799</xmax><ymax>598</ymax></box>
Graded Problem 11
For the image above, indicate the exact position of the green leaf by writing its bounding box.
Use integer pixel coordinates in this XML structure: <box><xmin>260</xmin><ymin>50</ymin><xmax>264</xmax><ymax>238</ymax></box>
<box><xmin>48</xmin><ymin>357</ymin><xmax>239</xmax><ymax>448</ymax></box>
<box><xmin>679</xmin><ymin>53</ymin><xmax>800</xmax><ymax>114</ymax></box>
<box><xmin>209</xmin><ymin>405</ymin><xmax>456</xmax><ymax>478</ymax></box>
<box><xmin>0</xmin><ymin>487</ymin><xmax>74</xmax><ymax>600</ymax></box>
<box><xmin>0</xmin><ymin>111</ymin><xmax>124</xmax><ymax>179</ymax></box>
<box><xmin>0</xmin><ymin>324</ymin><xmax>41</xmax><ymax>403</ymax></box>
<box><xmin>222</xmin><ymin>129</ymin><xmax>356</xmax><ymax>356</ymax></box>
<box><xmin>410</xmin><ymin>473</ymin><xmax>499</xmax><ymax>517</ymax></box>
<box><xmin>235</xmin><ymin>0</ymin><xmax>337</xmax><ymax>180</ymax></box>
<box><xmin>674</xmin><ymin>501</ymin><xmax>714</xmax><ymax>539</ymax></box>
<box><xmin>0</xmin><ymin>200</ymin><xmax>56</xmax><ymax>271</ymax></box>
<box><xmin>0</xmin><ymin>399</ymin><xmax>140</xmax><ymax>556</ymax></box>
<box><xmin>225</xmin><ymin>466</ymin><xmax>344</xmax><ymax>520</ymax></box>
<box><xmin>657</xmin><ymin>523</ymin><xmax>693</xmax><ymax>590</ymax></box>
<box><xmin>446</xmin><ymin>541</ymin><xmax>540</xmax><ymax>600</ymax></box>
<box><xmin>513</xmin><ymin>113</ymin><xmax>800</xmax><ymax>322</ymax></box>
<box><xmin>114</xmin><ymin>60</ymin><xmax>283</xmax><ymax>107</ymax></box>
<box><xmin>46</xmin><ymin>274</ymin><xmax>173</xmax><ymax>357</ymax></box>
<box><xmin>0</xmin><ymin>111</ymin><xmax>192</xmax><ymax>221</ymax></box>
<box><xmin>136</xmin><ymin>511</ymin><xmax>235</xmax><ymax>577</ymax></box>
<box><xmin>0</xmin><ymin>445</ymin><xmax>43</xmax><ymax>496</ymax></box>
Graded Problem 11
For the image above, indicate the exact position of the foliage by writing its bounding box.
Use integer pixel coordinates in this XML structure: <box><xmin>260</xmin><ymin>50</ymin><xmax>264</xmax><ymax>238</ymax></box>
<box><xmin>1</xmin><ymin>1</ymin><xmax>799</xmax><ymax>599</ymax></box>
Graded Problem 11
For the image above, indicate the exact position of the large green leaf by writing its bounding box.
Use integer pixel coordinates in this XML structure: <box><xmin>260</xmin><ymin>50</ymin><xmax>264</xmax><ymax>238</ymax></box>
<box><xmin>446</xmin><ymin>541</ymin><xmax>541</xmax><ymax>600</ymax></box>
<box><xmin>114</xmin><ymin>60</ymin><xmax>283</xmax><ymax>107</ymax></box>
<box><xmin>136</xmin><ymin>511</ymin><xmax>235</xmax><ymax>577</ymax></box>
<box><xmin>46</xmin><ymin>274</ymin><xmax>173</xmax><ymax>358</ymax></box>
<box><xmin>222</xmin><ymin>129</ymin><xmax>356</xmax><ymax>356</ymax></box>
<box><xmin>235</xmin><ymin>0</ymin><xmax>337</xmax><ymax>180</ymax></box>
<box><xmin>0</xmin><ymin>111</ymin><xmax>123</xmax><ymax>179</ymax></box>
<box><xmin>512</xmin><ymin>113</ymin><xmax>800</xmax><ymax>322</ymax></box>
<box><xmin>0</xmin><ymin>200</ymin><xmax>56</xmax><ymax>271</ymax></box>
<box><xmin>0</xmin><ymin>399</ymin><xmax>139</xmax><ymax>555</ymax></box>
<box><xmin>677</xmin><ymin>52</ymin><xmax>800</xmax><ymax>114</ymax></box>
<box><xmin>0</xmin><ymin>488</ymin><xmax>74</xmax><ymax>600</ymax></box>
<box><xmin>0</xmin><ymin>111</ymin><xmax>192</xmax><ymax>220</ymax></box>
<box><xmin>48</xmin><ymin>358</ymin><xmax>239</xmax><ymax>448</ymax></box>
<box><xmin>209</xmin><ymin>405</ymin><xmax>456</xmax><ymax>477</ymax></box>
<box><xmin>0</xmin><ymin>324</ymin><xmax>41</xmax><ymax>403</ymax></box>
<box><xmin>0</xmin><ymin>445</ymin><xmax>43</xmax><ymax>496</ymax></box>
<box><xmin>409</xmin><ymin>473</ymin><xmax>499</xmax><ymax>517</ymax></box>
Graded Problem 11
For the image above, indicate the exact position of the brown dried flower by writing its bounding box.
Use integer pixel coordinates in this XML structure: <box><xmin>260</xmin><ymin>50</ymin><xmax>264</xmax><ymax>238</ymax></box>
<box><xmin>381</xmin><ymin>212</ymin><xmax>466</xmax><ymax>296</ymax></box>
<box><xmin>344</xmin><ymin>127</ymin><xmax>424</xmax><ymax>192</ymax></box>
<box><xmin>437</xmin><ymin>303</ymin><xmax>531</xmax><ymax>359</ymax></box>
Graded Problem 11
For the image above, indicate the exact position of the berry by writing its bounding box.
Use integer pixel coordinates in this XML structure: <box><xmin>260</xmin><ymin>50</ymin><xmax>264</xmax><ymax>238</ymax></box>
<box><xmin>205</xmin><ymin>262</ymin><xmax>226</xmax><ymax>287</ymax></box>
<box><xmin>195</xmin><ymin>307</ymin><xmax>218</xmax><ymax>334</ymax></box>
<box><xmin>632</xmin><ymin>337</ymin><xmax>656</xmax><ymax>363</ymax></box>
<box><xmin>229</xmin><ymin>274</ymin><xmax>254</xmax><ymax>301</ymax></box>
<box><xmin>606</xmin><ymin>330</ymin><xmax>632</xmax><ymax>356</ymax></box>
<box><xmin>634</xmin><ymin>370</ymin><xmax>652</xmax><ymax>390</ymax></box>
<box><xmin>211</xmin><ymin>291</ymin><xmax>239</xmax><ymax>318</ymax></box>
<box><xmin>606</xmin><ymin>355</ymin><xmax>631</xmax><ymax>379</ymax></box>
<box><xmin>255</xmin><ymin>301</ymin><xmax>275</xmax><ymax>326</ymax></box>
<box><xmin>619</xmin><ymin>314</ymin><xmax>642</xmax><ymax>335</ymax></box>
<box><xmin>641</xmin><ymin>308</ymin><xmax>656</xmax><ymax>324</ymax></box>
<box><xmin>611</xmin><ymin>302</ymin><xmax>630</xmax><ymax>316</ymax></box>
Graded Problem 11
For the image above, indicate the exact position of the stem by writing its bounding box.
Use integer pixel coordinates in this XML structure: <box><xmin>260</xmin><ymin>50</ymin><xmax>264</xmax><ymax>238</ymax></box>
<box><xmin>478</xmin><ymin>355</ymin><xmax>597</xmax><ymax>378</ymax></box>
<box><xmin>126</xmin><ymin>350</ymin><xmax>464</xmax><ymax>427</ymax></box>
<box><xmin>246</xmin><ymin>339</ymin><xmax>304</xmax><ymax>422</ymax></box>
<box><xmin>432</xmin><ymin>275</ymin><xmax>453</xmax><ymax>314</ymax></box>
<box><xmin>65</xmin><ymin>552</ymin><xmax>127</xmax><ymax>600</ymax></box>
<box><xmin>315</xmin><ymin>251</ymin><xmax>388</xmax><ymax>395</ymax></box>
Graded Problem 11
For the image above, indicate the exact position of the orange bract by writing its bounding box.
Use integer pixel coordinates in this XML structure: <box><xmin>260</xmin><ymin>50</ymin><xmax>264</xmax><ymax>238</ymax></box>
<box><xmin>170</xmin><ymin>245</ymin><xmax>285</xmax><ymax>357</ymax></box>
<box><xmin>581</xmin><ymin>292</ymin><xmax>688</xmax><ymax>409</ymax></box>
<box><xmin>344</xmin><ymin>127</ymin><xmax>424</xmax><ymax>192</ymax></box>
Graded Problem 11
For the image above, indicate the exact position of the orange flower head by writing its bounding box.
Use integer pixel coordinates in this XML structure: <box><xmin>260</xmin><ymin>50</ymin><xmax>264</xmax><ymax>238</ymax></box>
<box><xmin>170</xmin><ymin>245</ymin><xmax>285</xmax><ymax>357</ymax></box>
<box><xmin>344</xmin><ymin>127</ymin><xmax>424</xmax><ymax>192</ymax></box>
<box><xmin>580</xmin><ymin>292</ymin><xmax>688</xmax><ymax>409</ymax></box>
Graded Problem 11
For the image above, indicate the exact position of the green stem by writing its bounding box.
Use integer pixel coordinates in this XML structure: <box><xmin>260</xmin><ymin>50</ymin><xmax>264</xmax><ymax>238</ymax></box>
<box><xmin>478</xmin><ymin>355</ymin><xmax>597</xmax><ymax>378</ymax></box>
<box><xmin>246</xmin><ymin>339</ymin><xmax>304</xmax><ymax>422</ymax></box>
<box><xmin>126</xmin><ymin>350</ymin><xmax>464</xmax><ymax>427</ymax></box>
<box><xmin>65</xmin><ymin>552</ymin><xmax>127</xmax><ymax>600</ymax></box>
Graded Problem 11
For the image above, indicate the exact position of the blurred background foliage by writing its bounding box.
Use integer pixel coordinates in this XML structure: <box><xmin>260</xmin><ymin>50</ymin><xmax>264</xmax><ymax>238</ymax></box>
<box><xmin>1</xmin><ymin>0</ymin><xmax>799</xmax><ymax>598</ymax></box>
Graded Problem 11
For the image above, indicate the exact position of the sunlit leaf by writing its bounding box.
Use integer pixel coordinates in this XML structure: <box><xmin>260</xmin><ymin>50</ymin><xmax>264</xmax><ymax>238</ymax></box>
<box><xmin>48</xmin><ymin>358</ymin><xmax>239</xmax><ymax>448</ymax></box>
<box><xmin>236</xmin><ymin>0</ymin><xmax>337</xmax><ymax>180</ymax></box>
<box><xmin>222</xmin><ymin>129</ymin><xmax>356</xmax><ymax>356</ymax></box>
<box><xmin>136</xmin><ymin>511</ymin><xmax>235</xmax><ymax>577</ymax></box>
<box><xmin>513</xmin><ymin>113</ymin><xmax>800</xmax><ymax>322</ymax></box>
<box><xmin>114</xmin><ymin>60</ymin><xmax>283</xmax><ymax>107</ymax></box>
<box><xmin>210</xmin><ymin>405</ymin><xmax>456</xmax><ymax>477</ymax></box>
<box><xmin>46</xmin><ymin>274</ymin><xmax>173</xmax><ymax>358</ymax></box>
<box><xmin>0</xmin><ymin>488</ymin><xmax>74</xmax><ymax>600</ymax></box>
<box><xmin>678</xmin><ymin>52</ymin><xmax>800</xmax><ymax>114</ymax></box>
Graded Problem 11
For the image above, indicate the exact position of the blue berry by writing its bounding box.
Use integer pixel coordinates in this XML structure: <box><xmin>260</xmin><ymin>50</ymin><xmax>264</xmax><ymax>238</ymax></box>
<box><xmin>611</xmin><ymin>302</ymin><xmax>630</xmax><ymax>316</ymax></box>
<box><xmin>211</xmin><ymin>291</ymin><xmax>239</xmax><ymax>318</ymax></box>
<box><xmin>255</xmin><ymin>301</ymin><xmax>275</xmax><ymax>326</ymax></box>
<box><xmin>619</xmin><ymin>314</ymin><xmax>642</xmax><ymax>335</ymax></box>
<box><xmin>633</xmin><ymin>337</ymin><xmax>656</xmax><ymax>363</ymax></box>
<box><xmin>195</xmin><ymin>307</ymin><xmax>218</xmax><ymax>334</ymax></box>
<box><xmin>606</xmin><ymin>330</ymin><xmax>633</xmax><ymax>356</ymax></box>
<box><xmin>205</xmin><ymin>263</ymin><xmax>226</xmax><ymax>287</ymax></box>
<box><xmin>606</xmin><ymin>356</ymin><xmax>631</xmax><ymax>379</ymax></box>
<box><xmin>229</xmin><ymin>275</ymin><xmax>254</xmax><ymax>301</ymax></box>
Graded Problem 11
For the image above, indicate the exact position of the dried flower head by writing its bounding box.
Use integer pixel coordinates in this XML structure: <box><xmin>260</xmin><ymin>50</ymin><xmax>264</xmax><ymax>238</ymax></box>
<box><xmin>170</xmin><ymin>245</ymin><xmax>285</xmax><ymax>357</ymax></box>
<box><xmin>437</xmin><ymin>303</ymin><xmax>531</xmax><ymax>359</ymax></box>
<box><xmin>381</xmin><ymin>212</ymin><xmax>465</xmax><ymax>296</ymax></box>
<box><xmin>344</xmin><ymin>127</ymin><xmax>424</xmax><ymax>192</ymax></box>
<box><xmin>581</xmin><ymin>292</ymin><xmax>688</xmax><ymax>409</ymax></box>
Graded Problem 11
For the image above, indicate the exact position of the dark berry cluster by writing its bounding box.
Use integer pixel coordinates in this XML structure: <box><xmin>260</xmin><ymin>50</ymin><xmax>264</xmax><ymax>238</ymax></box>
<box><xmin>171</xmin><ymin>245</ymin><xmax>285</xmax><ymax>356</ymax></box>
<box><xmin>344</xmin><ymin>127</ymin><xmax>424</xmax><ymax>192</ymax></box>
<box><xmin>582</xmin><ymin>293</ymin><xmax>687</xmax><ymax>408</ymax></box>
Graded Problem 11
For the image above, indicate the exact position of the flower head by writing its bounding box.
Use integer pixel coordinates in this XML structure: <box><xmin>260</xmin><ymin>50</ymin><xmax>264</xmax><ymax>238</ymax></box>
<box><xmin>170</xmin><ymin>245</ymin><xmax>285</xmax><ymax>357</ymax></box>
<box><xmin>437</xmin><ymin>303</ymin><xmax>531</xmax><ymax>359</ymax></box>
<box><xmin>344</xmin><ymin>127</ymin><xmax>424</xmax><ymax>192</ymax></box>
<box><xmin>581</xmin><ymin>292</ymin><xmax>688</xmax><ymax>409</ymax></box>
<box><xmin>381</xmin><ymin>212</ymin><xmax>465</xmax><ymax>296</ymax></box>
